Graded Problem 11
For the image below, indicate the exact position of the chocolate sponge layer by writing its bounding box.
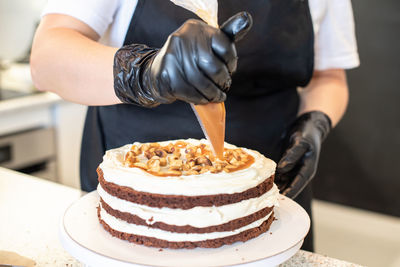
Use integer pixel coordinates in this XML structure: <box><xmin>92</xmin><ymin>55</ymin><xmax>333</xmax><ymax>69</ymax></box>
<box><xmin>98</xmin><ymin>167</ymin><xmax>274</xmax><ymax>209</ymax></box>
<box><xmin>100</xmin><ymin>198</ymin><xmax>274</xmax><ymax>234</ymax></box>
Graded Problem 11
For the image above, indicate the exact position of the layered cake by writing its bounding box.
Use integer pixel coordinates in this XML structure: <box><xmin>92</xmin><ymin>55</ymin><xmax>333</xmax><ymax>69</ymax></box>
<box><xmin>97</xmin><ymin>139</ymin><xmax>279</xmax><ymax>249</ymax></box>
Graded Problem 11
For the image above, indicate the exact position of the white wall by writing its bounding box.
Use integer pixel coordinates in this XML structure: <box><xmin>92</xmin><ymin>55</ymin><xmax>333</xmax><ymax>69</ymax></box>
<box><xmin>53</xmin><ymin>102</ymin><xmax>87</xmax><ymax>189</ymax></box>
<box><xmin>0</xmin><ymin>0</ymin><xmax>47</xmax><ymax>61</ymax></box>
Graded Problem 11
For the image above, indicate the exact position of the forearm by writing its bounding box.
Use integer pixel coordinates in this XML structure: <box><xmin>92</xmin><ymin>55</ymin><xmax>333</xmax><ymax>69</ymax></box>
<box><xmin>30</xmin><ymin>15</ymin><xmax>121</xmax><ymax>106</ymax></box>
<box><xmin>297</xmin><ymin>69</ymin><xmax>349</xmax><ymax>127</ymax></box>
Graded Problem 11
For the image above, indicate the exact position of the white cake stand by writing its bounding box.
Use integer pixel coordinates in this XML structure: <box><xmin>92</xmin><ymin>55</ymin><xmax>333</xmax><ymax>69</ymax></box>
<box><xmin>59</xmin><ymin>191</ymin><xmax>310</xmax><ymax>267</ymax></box>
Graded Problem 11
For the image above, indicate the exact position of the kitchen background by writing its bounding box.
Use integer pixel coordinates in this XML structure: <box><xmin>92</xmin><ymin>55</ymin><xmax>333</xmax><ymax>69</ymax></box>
<box><xmin>0</xmin><ymin>0</ymin><xmax>399</xmax><ymax>266</ymax></box>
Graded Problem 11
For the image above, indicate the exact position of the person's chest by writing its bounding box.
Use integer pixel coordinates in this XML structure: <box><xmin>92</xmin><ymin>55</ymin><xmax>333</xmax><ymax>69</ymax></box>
<box><xmin>103</xmin><ymin>0</ymin><xmax>326</xmax><ymax>48</ymax></box>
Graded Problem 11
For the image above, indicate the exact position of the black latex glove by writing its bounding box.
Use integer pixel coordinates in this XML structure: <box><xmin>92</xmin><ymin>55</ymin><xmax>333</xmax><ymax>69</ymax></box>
<box><xmin>276</xmin><ymin>111</ymin><xmax>332</xmax><ymax>199</ymax></box>
<box><xmin>113</xmin><ymin>12</ymin><xmax>253</xmax><ymax>107</ymax></box>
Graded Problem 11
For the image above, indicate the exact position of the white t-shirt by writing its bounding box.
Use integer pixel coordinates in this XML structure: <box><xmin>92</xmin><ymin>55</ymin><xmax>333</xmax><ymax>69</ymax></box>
<box><xmin>42</xmin><ymin>0</ymin><xmax>359</xmax><ymax>70</ymax></box>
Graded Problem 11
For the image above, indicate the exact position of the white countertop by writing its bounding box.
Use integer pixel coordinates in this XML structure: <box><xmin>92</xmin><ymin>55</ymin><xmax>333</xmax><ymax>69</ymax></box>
<box><xmin>0</xmin><ymin>167</ymin><xmax>81</xmax><ymax>266</ymax></box>
<box><xmin>0</xmin><ymin>167</ymin><xmax>362</xmax><ymax>266</ymax></box>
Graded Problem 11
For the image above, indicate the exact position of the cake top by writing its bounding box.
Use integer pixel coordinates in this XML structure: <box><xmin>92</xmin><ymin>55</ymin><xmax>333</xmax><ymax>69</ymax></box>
<box><xmin>99</xmin><ymin>139</ymin><xmax>276</xmax><ymax>196</ymax></box>
<box><xmin>123</xmin><ymin>140</ymin><xmax>254</xmax><ymax>177</ymax></box>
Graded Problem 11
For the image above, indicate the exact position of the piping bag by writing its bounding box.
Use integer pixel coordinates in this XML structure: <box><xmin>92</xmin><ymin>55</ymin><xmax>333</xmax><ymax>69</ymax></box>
<box><xmin>170</xmin><ymin>0</ymin><xmax>225</xmax><ymax>159</ymax></box>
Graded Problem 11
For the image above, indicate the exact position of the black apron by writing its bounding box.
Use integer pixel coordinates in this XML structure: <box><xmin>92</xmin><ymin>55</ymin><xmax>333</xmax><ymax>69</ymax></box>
<box><xmin>80</xmin><ymin>0</ymin><xmax>314</xmax><ymax>250</ymax></box>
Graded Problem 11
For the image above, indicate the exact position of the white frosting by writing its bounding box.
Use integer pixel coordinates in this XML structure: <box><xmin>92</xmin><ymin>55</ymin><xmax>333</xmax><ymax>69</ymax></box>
<box><xmin>100</xmin><ymin>205</ymin><xmax>273</xmax><ymax>242</ymax></box>
<box><xmin>99</xmin><ymin>139</ymin><xmax>276</xmax><ymax>196</ymax></box>
<box><xmin>97</xmin><ymin>183</ymin><xmax>279</xmax><ymax>228</ymax></box>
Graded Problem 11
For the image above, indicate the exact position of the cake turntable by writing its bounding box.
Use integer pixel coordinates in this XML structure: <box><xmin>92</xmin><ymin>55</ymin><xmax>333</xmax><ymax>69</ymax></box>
<box><xmin>59</xmin><ymin>191</ymin><xmax>310</xmax><ymax>267</ymax></box>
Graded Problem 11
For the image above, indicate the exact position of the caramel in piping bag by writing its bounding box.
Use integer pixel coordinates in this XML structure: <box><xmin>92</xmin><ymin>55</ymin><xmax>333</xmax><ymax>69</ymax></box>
<box><xmin>170</xmin><ymin>0</ymin><xmax>226</xmax><ymax>158</ymax></box>
<box><xmin>191</xmin><ymin>103</ymin><xmax>225</xmax><ymax>158</ymax></box>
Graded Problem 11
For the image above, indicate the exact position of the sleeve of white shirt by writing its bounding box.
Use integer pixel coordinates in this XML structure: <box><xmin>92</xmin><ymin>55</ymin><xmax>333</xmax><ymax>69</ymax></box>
<box><xmin>41</xmin><ymin>0</ymin><xmax>120</xmax><ymax>37</ymax></box>
<box><xmin>310</xmin><ymin>0</ymin><xmax>360</xmax><ymax>70</ymax></box>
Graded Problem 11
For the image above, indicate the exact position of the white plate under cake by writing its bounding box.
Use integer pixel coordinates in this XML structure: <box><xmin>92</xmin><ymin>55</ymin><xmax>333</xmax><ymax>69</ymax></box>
<box><xmin>96</xmin><ymin>139</ymin><xmax>279</xmax><ymax>249</ymax></box>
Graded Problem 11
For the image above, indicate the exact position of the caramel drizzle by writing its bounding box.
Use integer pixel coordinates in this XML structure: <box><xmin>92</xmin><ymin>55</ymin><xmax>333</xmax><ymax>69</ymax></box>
<box><xmin>124</xmin><ymin>141</ymin><xmax>254</xmax><ymax>177</ymax></box>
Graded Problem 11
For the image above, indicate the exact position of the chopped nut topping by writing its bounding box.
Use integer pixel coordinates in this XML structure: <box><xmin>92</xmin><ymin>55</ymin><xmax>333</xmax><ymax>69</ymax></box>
<box><xmin>133</xmin><ymin>162</ymin><xmax>147</xmax><ymax>170</ymax></box>
<box><xmin>164</xmin><ymin>170</ymin><xmax>182</xmax><ymax>176</ymax></box>
<box><xmin>159</xmin><ymin>157</ymin><xmax>167</xmax><ymax>167</ymax></box>
<box><xmin>199</xmin><ymin>166</ymin><xmax>210</xmax><ymax>174</ymax></box>
<box><xmin>144</xmin><ymin>150</ymin><xmax>154</xmax><ymax>159</ymax></box>
<box><xmin>125</xmin><ymin>151</ymin><xmax>137</xmax><ymax>167</ymax></box>
<box><xmin>130</xmin><ymin>145</ymin><xmax>141</xmax><ymax>155</ymax></box>
<box><xmin>223</xmin><ymin>164</ymin><xmax>238</xmax><ymax>172</ymax></box>
<box><xmin>124</xmin><ymin>141</ymin><xmax>254</xmax><ymax>176</ymax></box>
<box><xmin>147</xmin><ymin>159</ymin><xmax>161</xmax><ymax>172</ymax></box>
<box><xmin>229</xmin><ymin>157</ymin><xmax>240</xmax><ymax>166</ymax></box>
<box><xmin>192</xmin><ymin>165</ymin><xmax>202</xmax><ymax>172</ymax></box>
<box><xmin>182</xmin><ymin>163</ymin><xmax>191</xmax><ymax>171</ymax></box>
<box><xmin>163</xmin><ymin>143</ymin><xmax>175</xmax><ymax>153</ymax></box>
<box><xmin>148</xmin><ymin>157</ymin><xmax>160</xmax><ymax>167</ymax></box>
<box><xmin>195</xmin><ymin>156</ymin><xmax>212</xmax><ymax>166</ymax></box>
<box><xmin>154</xmin><ymin>149</ymin><xmax>167</xmax><ymax>158</ymax></box>
<box><xmin>186</xmin><ymin>169</ymin><xmax>199</xmax><ymax>175</ymax></box>
<box><xmin>172</xmin><ymin>150</ymin><xmax>181</xmax><ymax>158</ymax></box>
<box><xmin>170</xmin><ymin>159</ymin><xmax>183</xmax><ymax>167</ymax></box>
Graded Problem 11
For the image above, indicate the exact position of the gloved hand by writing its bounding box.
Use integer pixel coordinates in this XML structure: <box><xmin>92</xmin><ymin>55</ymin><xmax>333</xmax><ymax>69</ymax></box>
<box><xmin>276</xmin><ymin>111</ymin><xmax>332</xmax><ymax>199</ymax></box>
<box><xmin>113</xmin><ymin>12</ymin><xmax>253</xmax><ymax>107</ymax></box>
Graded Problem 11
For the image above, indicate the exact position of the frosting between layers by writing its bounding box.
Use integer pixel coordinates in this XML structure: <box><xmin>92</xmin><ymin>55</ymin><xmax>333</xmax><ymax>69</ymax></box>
<box><xmin>99</xmin><ymin>139</ymin><xmax>276</xmax><ymax>196</ymax></box>
<box><xmin>99</xmin><ymin>205</ymin><xmax>273</xmax><ymax>242</ymax></box>
<box><xmin>97</xmin><ymin>183</ymin><xmax>279</xmax><ymax>228</ymax></box>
